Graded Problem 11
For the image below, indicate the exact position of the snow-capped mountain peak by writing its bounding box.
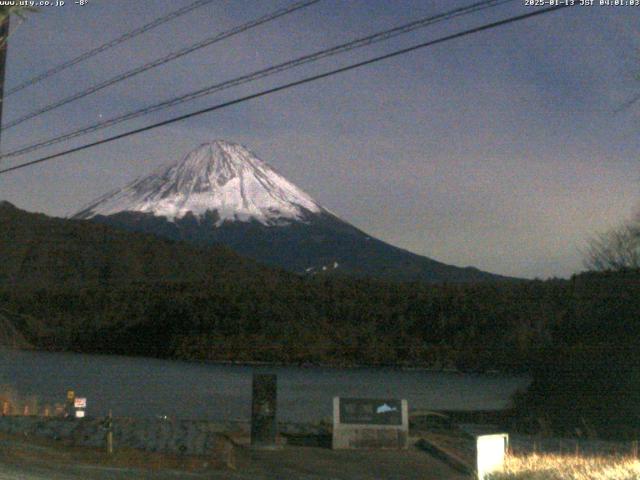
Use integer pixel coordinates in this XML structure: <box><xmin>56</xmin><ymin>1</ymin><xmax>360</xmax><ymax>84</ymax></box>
<box><xmin>74</xmin><ymin>140</ymin><xmax>323</xmax><ymax>225</ymax></box>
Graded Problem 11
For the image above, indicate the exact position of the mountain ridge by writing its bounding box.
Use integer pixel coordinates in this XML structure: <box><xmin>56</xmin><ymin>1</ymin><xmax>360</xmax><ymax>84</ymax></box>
<box><xmin>73</xmin><ymin>140</ymin><xmax>515</xmax><ymax>283</ymax></box>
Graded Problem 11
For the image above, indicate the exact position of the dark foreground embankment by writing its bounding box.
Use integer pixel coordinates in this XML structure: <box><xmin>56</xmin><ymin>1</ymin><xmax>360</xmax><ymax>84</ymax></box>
<box><xmin>0</xmin><ymin>415</ymin><xmax>470</xmax><ymax>479</ymax></box>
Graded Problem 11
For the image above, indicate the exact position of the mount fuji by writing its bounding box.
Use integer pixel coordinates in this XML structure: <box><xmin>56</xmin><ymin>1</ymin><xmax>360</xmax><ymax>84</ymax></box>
<box><xmin>74</xmin><ymin>140</ymin><xmax>509</xmax><ymax>283</ymax></box>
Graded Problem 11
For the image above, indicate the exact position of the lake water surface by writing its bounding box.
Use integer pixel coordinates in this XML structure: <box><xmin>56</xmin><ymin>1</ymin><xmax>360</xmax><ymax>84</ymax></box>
<box><xmin>0</xmin><ymin>349</ymin><xmax>528</xmax><ymax>422</ymax></box>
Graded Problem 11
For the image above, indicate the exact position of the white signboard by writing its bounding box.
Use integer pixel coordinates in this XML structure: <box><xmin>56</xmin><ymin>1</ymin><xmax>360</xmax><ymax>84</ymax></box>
<box><xmin>74</xmin><ymin>397</ymin><xmax>87</xmax><ymax>409</ymax></box>
<box><xmin>75</xmin><ymin>410</ymin><xmax>85</xmax><ymax>418</ymax></box>
<box><xmin>332</xmin><ymin>397</ymin><xmax>409</xmax><ymax>449</ymax></box>
<box><xmin>477</xmin><ymin>433</ymin><xmax>508</xmax><ymax>480</ymax></box>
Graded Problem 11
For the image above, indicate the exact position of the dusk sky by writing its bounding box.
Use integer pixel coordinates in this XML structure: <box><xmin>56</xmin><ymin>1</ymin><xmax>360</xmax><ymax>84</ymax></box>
<box><xmin>0</xmin><ymin>0</ymin><xmax>638</xmax><ymax>279</ymax></box>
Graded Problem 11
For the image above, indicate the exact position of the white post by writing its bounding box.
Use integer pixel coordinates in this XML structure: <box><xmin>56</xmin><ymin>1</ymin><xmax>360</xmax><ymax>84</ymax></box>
<box><xmin>476</xmin><ymin>433</ymin><xmax>508</xmax><ymax>480</ymax></box>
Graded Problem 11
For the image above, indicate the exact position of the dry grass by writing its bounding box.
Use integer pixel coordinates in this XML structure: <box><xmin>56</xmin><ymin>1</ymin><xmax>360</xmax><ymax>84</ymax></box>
<box><xmin>489</xmin><ymin>453</ymin><xmax>640</xmax><ymax>480</ymax></box>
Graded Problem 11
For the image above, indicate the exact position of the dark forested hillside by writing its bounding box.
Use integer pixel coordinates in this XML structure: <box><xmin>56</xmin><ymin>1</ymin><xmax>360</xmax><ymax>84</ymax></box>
<box><xmin>0</xmin><ymin>201</ymin><xmax>277</xmax><ymax>287</ymax></box>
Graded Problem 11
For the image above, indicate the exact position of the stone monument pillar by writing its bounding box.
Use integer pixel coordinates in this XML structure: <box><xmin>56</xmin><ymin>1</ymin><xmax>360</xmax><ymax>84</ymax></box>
<box><xmin>250</xmin><ymin>374</ymin><xmax>277</xmax><ymax>448</ymax></box>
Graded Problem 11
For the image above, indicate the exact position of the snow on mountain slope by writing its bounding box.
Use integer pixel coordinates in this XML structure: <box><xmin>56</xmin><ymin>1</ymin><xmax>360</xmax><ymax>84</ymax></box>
<box><xmin>74</xmin><ymin>140</ymin><xmax>323</xmax><ymax>226</ymax></box>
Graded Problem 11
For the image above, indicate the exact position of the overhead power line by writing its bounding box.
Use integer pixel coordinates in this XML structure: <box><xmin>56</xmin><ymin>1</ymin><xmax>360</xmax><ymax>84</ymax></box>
<box><xmin>0</xmin><ymin>4</ymin><xmax>570</xmax><ymax>177</ymax></box>
<box><xmin>2</xmin><ymin>0</ymin><xmax>514</xmax><ymax>160</ymax></box>
<box><xmin>5</xmin><ymin>0</ymin><xmax>217</xmax><ymax>97</ymax></box>
<box><xmin>2</xmin><ymin>0</ymin><xmax>321</xmax><ymax>131</ymax></box>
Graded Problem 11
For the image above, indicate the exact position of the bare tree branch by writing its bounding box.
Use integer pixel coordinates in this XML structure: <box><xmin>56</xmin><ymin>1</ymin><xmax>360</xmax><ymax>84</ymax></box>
<box><xmin>584</xmin><ymin>218</ymin><xmax>640</xmax><ymax>271</ymax></box>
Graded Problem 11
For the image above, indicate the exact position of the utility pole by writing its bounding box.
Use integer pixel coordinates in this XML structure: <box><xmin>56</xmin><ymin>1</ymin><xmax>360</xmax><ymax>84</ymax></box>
<box><xmin>106</xmin><ymin>410</ymin><xmax>114</xmax><ymax>455</ymax></box>
<box><xmin>101</xmin><ymin>410</ymin><xmax>113</xmax><ymax>456</ymax></box>
<box><xmin>0</xmin><ymin>13</ymin><xmax>10</xmax><ymax>150</ymax></box>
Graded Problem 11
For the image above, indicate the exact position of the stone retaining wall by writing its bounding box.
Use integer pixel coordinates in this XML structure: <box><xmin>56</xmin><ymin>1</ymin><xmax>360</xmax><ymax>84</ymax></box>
<box><xmin>0</xmin><ymin>415</ymin><xmax>240</xmax><ymax>456</ymax></box>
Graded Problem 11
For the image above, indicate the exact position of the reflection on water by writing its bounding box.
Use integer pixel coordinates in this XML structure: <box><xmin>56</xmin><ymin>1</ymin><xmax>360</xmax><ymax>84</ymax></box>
<box><xmin>0</xmin><ymin>349</ymin><xmax>528</xmax><ymax>422</ymax></box>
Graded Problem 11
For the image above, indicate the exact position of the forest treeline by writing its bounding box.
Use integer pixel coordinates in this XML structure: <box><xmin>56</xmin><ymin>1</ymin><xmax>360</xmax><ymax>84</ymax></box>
<box><xmin>2</xmin><ymin>270</ymin><xmax>638</xmax><ymax>369</ymax></box>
